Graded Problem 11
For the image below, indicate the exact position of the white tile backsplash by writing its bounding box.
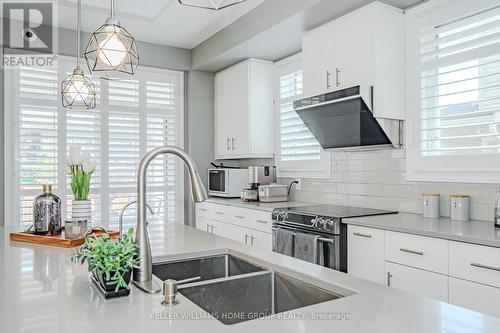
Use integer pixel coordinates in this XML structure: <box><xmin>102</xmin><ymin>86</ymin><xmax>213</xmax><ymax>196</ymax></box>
<box><xmin>279</xmin><ymin>149</ymin><xmax>498</xmax><ymax>222</ymax></box>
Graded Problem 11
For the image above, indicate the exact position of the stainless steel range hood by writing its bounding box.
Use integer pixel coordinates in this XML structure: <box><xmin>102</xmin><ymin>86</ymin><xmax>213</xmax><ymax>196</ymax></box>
<box><xmin>293</xmin><ymin>86</ymin><xmax>403</xmax><ymax>150</ymax></box>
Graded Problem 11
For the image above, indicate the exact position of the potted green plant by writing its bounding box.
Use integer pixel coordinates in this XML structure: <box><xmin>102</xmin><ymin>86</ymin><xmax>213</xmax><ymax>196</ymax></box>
<box><xmin>67</xmin><ymin>145</ymin><xmax>96</xmax><ymax>221</ymax></box>
<box><xmin>72</xmin><ymin>228</ymin><xmax>139</xmax><ymax>298</ymax></box>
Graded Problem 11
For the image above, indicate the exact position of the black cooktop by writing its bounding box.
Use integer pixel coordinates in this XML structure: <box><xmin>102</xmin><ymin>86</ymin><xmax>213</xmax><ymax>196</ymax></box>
<box><xmin>284</xmin><ymin>204</ymin><xmax>397</xmax><ymax>219</ymax></box>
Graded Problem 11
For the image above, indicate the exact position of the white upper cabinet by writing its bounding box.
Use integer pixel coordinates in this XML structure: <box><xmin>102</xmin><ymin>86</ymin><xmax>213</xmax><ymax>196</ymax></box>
<box><xmin>302</xmin><ymin>24</ymin><xmax>335</xmax><ymax>97</ymax></box>
<box><xmin>302</xmin><ymin>1</ymin><xmax>405</xmax><ymax>120</ymax></box>
<box><xmin>215</xmin><ymin>59</ymin><xmax>274</xmax><ymax>159</ymax></box>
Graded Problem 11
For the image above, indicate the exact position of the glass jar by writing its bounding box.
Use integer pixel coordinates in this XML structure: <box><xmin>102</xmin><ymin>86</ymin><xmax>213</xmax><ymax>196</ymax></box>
<box><xmin>33</xmin><ymin>184</ymin><xmax>62</xmax><ymax>235</ymax></box>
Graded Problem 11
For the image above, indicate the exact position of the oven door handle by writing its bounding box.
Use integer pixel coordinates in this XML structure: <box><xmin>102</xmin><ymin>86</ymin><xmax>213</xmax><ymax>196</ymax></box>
<box><xmin>272</xmin><ymin>227</ymin><xmax>335</xmax><ymax>244</ymax></box>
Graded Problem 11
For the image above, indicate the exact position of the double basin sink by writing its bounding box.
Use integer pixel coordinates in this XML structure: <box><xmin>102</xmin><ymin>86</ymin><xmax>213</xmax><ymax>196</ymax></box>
<box><xmin>152</xmin><ymin>252</ymin><xmax>349</xmax><ymax>325</ymax></box>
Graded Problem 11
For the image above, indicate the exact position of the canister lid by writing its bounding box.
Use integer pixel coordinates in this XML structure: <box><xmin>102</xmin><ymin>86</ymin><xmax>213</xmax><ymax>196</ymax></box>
<box><xmin>42</xmin><ymin>184</ymin><xmax>52</xmax><ymax>194</ymax></box>
<box><xmin>450</xmin><ymin>194</ymin><xmax>469</xmax><ymax>198</ymax></box>
<box><xmin>422</xmin><ymin>192</ymin><xmax>440</xmax><ymax>196</ymax></box>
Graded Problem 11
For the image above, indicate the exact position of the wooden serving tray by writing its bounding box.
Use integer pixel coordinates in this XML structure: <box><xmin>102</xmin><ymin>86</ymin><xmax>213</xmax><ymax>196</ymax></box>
<box><xmin>9</xmin><ymin>227</ymin><xmax>120</xmax><ymax>248</ymax></box>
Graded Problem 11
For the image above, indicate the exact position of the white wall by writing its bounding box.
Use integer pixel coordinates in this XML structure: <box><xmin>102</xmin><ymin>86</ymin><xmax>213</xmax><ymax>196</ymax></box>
<box><xmin>280</xmin><ymin>149</ymin><xmax>498</xmax><ymax>222</ymax></box>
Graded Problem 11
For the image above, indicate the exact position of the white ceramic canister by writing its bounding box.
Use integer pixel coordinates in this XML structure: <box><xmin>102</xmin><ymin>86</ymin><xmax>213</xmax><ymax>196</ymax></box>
<box><xmin>423</xmin><ymin>193</ymin><xmax>440</xmax><ymax>218</ymax></box>
<box><xmin>72</xmin><ymin>199</ymin><xmax>92</xmax><ymax>221</ymax></box>
<box><xmin>450</xmin><ymin>194</ymin><xmax>470</xmax><ymax>221</ymax></box>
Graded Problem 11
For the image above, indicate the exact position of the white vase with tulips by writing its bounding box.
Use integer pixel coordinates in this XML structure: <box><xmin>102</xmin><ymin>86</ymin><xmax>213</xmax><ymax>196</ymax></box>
<box><xmin>67</xmin><ymin>146</ymin><xmax>96</xmax><ymax>221</ymax></box>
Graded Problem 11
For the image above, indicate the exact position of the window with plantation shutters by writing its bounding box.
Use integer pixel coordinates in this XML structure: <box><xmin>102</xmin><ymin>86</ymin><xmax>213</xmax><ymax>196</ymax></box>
<box><xmin>4</xmin><ymin>56</ymin><xmax>184</xmax><ymax>227</ymax></box>
<box><xmin>274</xmin><ymin>54</ymin><xmax>330</xmax><ymax>178</ymax></box>
<box><xmin>407</xmin><ymin>0</ymin><xmax>500</xmax><ymax>183</ymax></box>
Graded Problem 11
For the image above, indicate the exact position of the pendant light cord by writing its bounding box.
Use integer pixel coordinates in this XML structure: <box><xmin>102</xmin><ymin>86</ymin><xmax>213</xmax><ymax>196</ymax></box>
<box><xmin>76</xmin><ymin>0</ymin><xmax>81</xmax><ymax>69</ymax></box>
<box><xmin>111</xmin><ymin>0</ymin><xmax>115</xmax><ymax>17</ymax></box>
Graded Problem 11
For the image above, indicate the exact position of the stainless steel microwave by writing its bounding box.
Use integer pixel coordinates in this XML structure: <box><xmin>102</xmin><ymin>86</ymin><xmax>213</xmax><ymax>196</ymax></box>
<box><xmin>208</xmin><ymin>168</ymin><xmax>248</xmax><ymax>198</ymax></box>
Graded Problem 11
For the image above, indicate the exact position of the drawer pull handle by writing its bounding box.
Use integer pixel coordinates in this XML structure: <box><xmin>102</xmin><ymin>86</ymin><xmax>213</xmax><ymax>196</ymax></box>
<box><xmin>199</xmin><ymin>208</ymin><xmax>207</xmax><ymax>211</ymax></box>
<box><xmin>470</xmin><ymin>263</ymin><xmax>500</xmax><ymax>272</ymax></box>
<box><xmin>256</xmin><ymin>219</ymin><xmax>268</xmax><ymax>224</ymax></box>
<box><xmin>234</xmin><ymin>215</ymin><xmax>244</xmax><ymax>219</ymax></box>
<box><xmin>215</xmin><ymin>212</ymin><xmax>224</xmax><ymax>215</ymax></box>
<box><xmin>353</xmin><ymin>232</ymin><xmax>372</xmax><ymax>238</ymax></box>
<box><xmin>399</xmin><ymin>248</ymin><xmax>424</xmax><ymax>256</ymax></box>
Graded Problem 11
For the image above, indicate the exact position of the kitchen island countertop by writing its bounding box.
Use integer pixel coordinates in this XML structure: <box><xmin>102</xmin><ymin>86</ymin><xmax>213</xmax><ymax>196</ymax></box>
<box><xmin>1</xmin><ymin>222</ymin><xmax>499</xmax><ymax>333</ymax></box>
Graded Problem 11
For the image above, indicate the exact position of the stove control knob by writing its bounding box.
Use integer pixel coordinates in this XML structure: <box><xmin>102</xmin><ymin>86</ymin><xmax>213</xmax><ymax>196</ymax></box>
<box><xmin>324</xmin><ymin>218</ymin><xmax>335</xmax><ymax>231</ymax></box>
<box><xmin>314</xmin><ymin>217</ymin><xmax>324</xmax><ymax>229</ymax></box>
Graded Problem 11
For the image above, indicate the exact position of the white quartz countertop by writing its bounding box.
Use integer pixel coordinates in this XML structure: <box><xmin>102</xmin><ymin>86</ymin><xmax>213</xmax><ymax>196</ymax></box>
<box><xmin>2</xmin><ymin>222</ymin><xmax>500</xmax><ymax>333</ymax></box>
<box><xmin>343</xmin><ymin>213</ymin><xmax>500</xmax><ymax>248</ymax></box>
<box><xmin>205</xmin><ymin>197</ymin><xmax>310</xmax><ymax>212</ymax></box>
<box><xmin>207</xmin><ymin>198</ymin><xmax>500</xmax><ymax>248</ymax></box>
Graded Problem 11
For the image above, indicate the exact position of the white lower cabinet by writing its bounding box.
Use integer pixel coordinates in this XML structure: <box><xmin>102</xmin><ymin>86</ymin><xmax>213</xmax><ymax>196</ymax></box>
<box><xmin>449</xmin><ymin>277</ymin><xmax>500</xmax><ymax>318</ymax></box>
<box><xmin>243</xmin><ymin>228</ymin><xmax>272</xmax><ymax>252</ymax></box>
<box><xmin>385</xmin><ymin>262</ymin><xmax>448</xmax><ymax>302</ymax></box>
<box><xmin>347</xmin><ymin>225</ymin><xmax>385</xmax><ymax>284</ymax></box>
<box><xmin>195</xmin><ymin>203</ymin><xmax>272</xmax><ymax>252</ymax></box>
<box><xmin>195</xmin><ymin>217</ymin><xmax>211</xmax><ymax>233</ymax></box>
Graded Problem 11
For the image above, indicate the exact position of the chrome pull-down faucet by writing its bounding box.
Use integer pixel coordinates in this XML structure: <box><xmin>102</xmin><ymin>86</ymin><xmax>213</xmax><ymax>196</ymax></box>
<box><xmin>132</xmin><ymin>146</ymin><xmax>208</xmax><ymax>293</ymax></box>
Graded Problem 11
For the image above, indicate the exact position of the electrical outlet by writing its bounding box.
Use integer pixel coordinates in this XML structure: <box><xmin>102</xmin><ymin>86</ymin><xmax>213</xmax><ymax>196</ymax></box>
<box><xmin>295</xmin><ymin>179</ymin><xmax>301</xmax><ymax>191</ymax></box>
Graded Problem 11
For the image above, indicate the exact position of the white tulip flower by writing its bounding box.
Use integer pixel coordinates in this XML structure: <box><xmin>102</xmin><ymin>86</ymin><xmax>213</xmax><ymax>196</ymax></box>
<box><xmin>69</xmin><ymin>146</ymin><xmax>82</xmax><ymax>165</ymax></box>
<box><xmin>82</xmin><ymin>160</ymin><xmax>95</xmax><ymax>173</ymax></box>
<box><xmin>81</xmin><ymin>152</ymin><xmax>91</xmax><ymax>164</ymax></box>
<box><xmin>66</xmin><ymin>166</ymin><xmax>72</xmax><ymax>175</ymax></box>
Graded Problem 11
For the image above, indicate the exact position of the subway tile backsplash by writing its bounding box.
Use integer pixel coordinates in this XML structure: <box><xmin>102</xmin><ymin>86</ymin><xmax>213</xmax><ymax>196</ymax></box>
<box><xmin>278</xmin><ymin>149</ymin><xmax>497</xmax><ymax>222</ymax></box>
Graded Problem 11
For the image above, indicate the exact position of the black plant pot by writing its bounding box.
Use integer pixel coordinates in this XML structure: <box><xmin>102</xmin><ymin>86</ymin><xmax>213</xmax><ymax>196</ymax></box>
<box><xmin>91</xmin><ymin>269</ymin><xmax>132</xmax><ymax>298</ymax></box>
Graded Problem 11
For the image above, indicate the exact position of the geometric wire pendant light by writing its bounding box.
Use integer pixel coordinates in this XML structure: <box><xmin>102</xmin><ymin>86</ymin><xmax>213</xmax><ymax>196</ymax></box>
<box><xmin>61</xmin><ymin>0</ymin><xmax>96</xmax><ymax>109</ymax></box>
<box><xmin>84</xmin><ymin>0</ymin><xmax>139</xmax><ymax>80</ymax></box>
<box><xmin>178</xmin><ymin>0</ymin><xmax>246</xmax><ymax>10</ymax></box>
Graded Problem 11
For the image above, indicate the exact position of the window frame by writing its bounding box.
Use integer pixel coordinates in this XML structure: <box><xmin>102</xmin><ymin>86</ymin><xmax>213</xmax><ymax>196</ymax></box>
<box><xmin>406</xmin><ymin>0</ymin><xmax>500</xmax><ymax>183</ymax></box>
<box><xmin>273</xmin><ymin>53</ymin><xmax>330</xmax><ymax>179</ymax></box>
<box><xmin>3</xmin><ymin>55</ymin><xmax>185</xmax><ymax>226</ymax></box>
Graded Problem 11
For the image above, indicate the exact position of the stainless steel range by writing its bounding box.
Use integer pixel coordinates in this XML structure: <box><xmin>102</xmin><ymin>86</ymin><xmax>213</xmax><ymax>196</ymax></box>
<box><xmin>272</xmin><ymin>205</ymin><xmax>397</xmax><ymax>272</ymax></box>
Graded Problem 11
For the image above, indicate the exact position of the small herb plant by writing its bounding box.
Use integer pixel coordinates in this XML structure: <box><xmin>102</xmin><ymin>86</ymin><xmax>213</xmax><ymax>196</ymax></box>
<box><xmin>72</xmin><ymin>228</ymin><xmax>139</xmax><ymax>292</ymax></box>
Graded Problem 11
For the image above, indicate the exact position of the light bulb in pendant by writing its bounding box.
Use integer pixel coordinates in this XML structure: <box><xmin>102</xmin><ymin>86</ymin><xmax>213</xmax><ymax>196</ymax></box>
<box><xmin>97</xmin><ymin>26</ymin><xmax>127</xmax><ymax>67</ymax></box>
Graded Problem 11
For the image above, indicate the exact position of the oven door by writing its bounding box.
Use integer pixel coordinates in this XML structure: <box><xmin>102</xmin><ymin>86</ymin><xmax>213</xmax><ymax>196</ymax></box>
<box><xmin>208</xmin><ymin>169</ymin><xmax>227</xmax><ymax>196</ymax></box>
<box><xmin>272</xmin><ymin>223</ymin><xmax>340</xmax><ymax>271</ymax></box>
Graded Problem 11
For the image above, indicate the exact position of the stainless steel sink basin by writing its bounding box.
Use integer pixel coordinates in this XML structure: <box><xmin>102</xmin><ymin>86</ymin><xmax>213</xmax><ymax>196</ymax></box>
<box><xmin>152</xmin><ymin>254</ymin><xmax>264</xmax><ymax>282</ymax></box>
<box><xmin>179</xmin><ymin>271</ymin><xmax>343</xmax><ymax>325</ymax></box>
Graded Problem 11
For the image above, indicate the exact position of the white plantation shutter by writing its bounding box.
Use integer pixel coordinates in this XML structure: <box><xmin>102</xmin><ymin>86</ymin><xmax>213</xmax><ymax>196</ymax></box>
<box><xmin>16</xmin><ymin>68</ymin><xmax>59</xmax><ymax>224</ymax></box>
<box><xmin>407</xmin><ymin>0</ymin><xmax>500</xmax><ymax>182</ymax></box>
<box><xmin>4</xmin><ymin>56</ymin><xmax>184</xmax><ymax>226</ymax></box>
<box><xmin>274</xmin><ymin>54</ymin><xmax>330</xmax><ymax>178</ymax></box>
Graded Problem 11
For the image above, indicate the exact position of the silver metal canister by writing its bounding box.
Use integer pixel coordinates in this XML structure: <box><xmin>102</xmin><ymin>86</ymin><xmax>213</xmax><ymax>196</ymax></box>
<box><xmin>33</xmin><ymin>184</ymin><xmax>62</xmax><ymax>235</ymax></box>
<box><xmin>423</xmin><ymin>193</ymin><xmax>440</xmax><ymax>218</ymax></box>
<box><xmin>450</xmin><ymin>194</ymin><xmax>470</xmax><ymax>221</ymax></box>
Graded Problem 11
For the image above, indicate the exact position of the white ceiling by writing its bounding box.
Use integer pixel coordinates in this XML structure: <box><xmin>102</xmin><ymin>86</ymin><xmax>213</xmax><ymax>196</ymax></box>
<box><xmin>56</xmin><ymin>0</ymin><xmax>266</xmax><ymax>49</ymax></box>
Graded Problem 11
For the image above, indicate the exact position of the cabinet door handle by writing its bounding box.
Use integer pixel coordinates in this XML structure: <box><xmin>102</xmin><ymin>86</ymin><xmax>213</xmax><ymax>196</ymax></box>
<box><xmin>215</xmin><ymin>211</ymin><xmax>224</xmax><ymax>215</ymax></box>
<box><xmin>234</xmin><ymin>215</ymin><xmax>244</xmax><ymax>219</ymax></box>
<box><xmin>206</xmin><ymin>225</ymin><xmax>210</xmax><ymax>232</ymax></box>
<box><xmin>251</xmin><ymin>236</ymin><xmax>255</xmax><ymax>246</ymax></box>
<box><xmin>226</xmin><ymin>138</ymin><xmax>231</xmax><ymax>151</ymax></box>
<box><xmin>335</xmin><ymin>67</ymin><xmax>340</xmax><ymax>87</ymax></box>
<box><xmin>326</xmin><ymin>70</ymin><xmax>332</xmax><ymax>89</ymax></box>
<box><xmin>210</xmin><ymin>225</ymin><xmax>214</xmax><ymax>234</ymax></box>
<box><xmin>471</xmin><ymin>262</ymin><xmax>500</xmax><ymax>272</ymax></box>
<box><xmin>400</xmin><ymin>248</ymin><xmax>424</xmax><ymax>256</ymax></box>
<box><xmin>199</xmin><ymin>208</ymin><xmax>207</xmax><ymax>212</ymax></box>
<box><xmin>231</xmin><ymin>137</ymin><xmax>235</xmax><ymax>151</ymax></box>
<box><xmin>244</xmin><ymin>233</ymin><xmax>249</xmax><ymax>244</ymax></box>
<box><xmin>255</xmin><ymin>219</ymin><xmax>268</xmax><ymax>224</ymax></box>
<box><xmin>387</xmin><ymin>272</ymin><xmax>392</xmax><ymax>287</ymax></box>
<box><xmin>353</xmin><ymin>232</ymin><xmax>372</xmax><ymax>238</ymax></box>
